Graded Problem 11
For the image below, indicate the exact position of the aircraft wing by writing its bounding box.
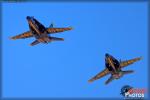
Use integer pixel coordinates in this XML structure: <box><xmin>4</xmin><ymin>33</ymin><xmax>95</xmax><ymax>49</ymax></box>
<box><xmin>46</xmin><ymin>27</ymin><xmax>72</xmax><ymax>34</ymax></box>
<box><xmin>88</xmin><ymin>68</ymin><xmax>110</xmax><ymax>83</ymax></box>
<box><xmin>120</xmin><ymin>57</ymin><xmax>142</xmax><ymax>68</ymax></box>
<box><xmin>10</xmin><ymin>31</ymin><xmax>33</xmax><ymax>40</ymax></box>
<box><xmin>30</xmin><ymin>40</ymin><xmax>40</xmax><ymax>46</ymax></box>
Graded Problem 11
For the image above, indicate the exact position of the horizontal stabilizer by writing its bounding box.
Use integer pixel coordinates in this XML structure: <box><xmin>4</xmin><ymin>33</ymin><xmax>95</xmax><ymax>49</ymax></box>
<box><xmin>50</xmin><ymin>36</ymin><xmax>64</xmax><ymax>41</ymax></box>
<box><xmin>122</xmin><ymin>70</ymin><xmax>134</xmax><ymax>75</ymax></box>
<box><xmin>30</xmin><ymin>40</ymin><xmax>40</xmax><ymax>46</ymax></box>
<box><xmin>105</xmin><ymin>76</ymin><xmax>114</xmax><ymax>85</ymax></box>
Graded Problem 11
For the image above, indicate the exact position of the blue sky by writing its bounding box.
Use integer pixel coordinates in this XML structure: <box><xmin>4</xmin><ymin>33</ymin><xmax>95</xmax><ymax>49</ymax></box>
<box><xmin>2</xmin><ymin>2</ymin><xmax>148</xmax><ymax>99</ymax></box>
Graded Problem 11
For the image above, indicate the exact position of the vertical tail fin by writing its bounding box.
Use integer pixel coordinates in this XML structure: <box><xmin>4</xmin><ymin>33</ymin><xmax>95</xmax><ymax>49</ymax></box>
<box><xmin>49</xmin><ymin>23</ymin><xmax>54</xmax><ymax>28</ymax></box>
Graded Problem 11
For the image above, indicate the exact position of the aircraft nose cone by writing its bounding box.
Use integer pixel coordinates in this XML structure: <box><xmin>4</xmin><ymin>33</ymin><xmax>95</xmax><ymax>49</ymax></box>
<box><xmin>105</xmin><ymin>53</ymin><xmax>110</xmax><ymax>57</ymax></box>
<box><xmin>26</xmin><ymin>16</ymin><xmax>31</xmax><ymax>20</ymax></box>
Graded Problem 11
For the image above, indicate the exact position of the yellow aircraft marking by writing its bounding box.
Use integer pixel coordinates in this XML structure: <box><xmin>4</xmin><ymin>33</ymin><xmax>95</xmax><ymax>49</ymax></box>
<box><xmin>107</xmin><ymin>57</ymin><xmax>117</xmax><ymax>73</ymax></box>
<box><xmin>47</xmin><ymin>27</ymin><xmax>73</xmax><ymax>33</ymax></box>
<box><xmin>10</xmin><ymin>31</ymin><xmax>33</xmax><ymax>40</ymax></box>
<box><xmin>120</xmin><ymin>57</ymin><xmax>142</xmax><ymax>68</ymax></box>
<box><xmin>29</xmin><ymin>21</ymin><xmax>41</xmax><ymax>35</ymax></box>
<box><xmin>48</xmin><ymin>28</ymin><xmax>64</xmax><ymax>33</ymax></box>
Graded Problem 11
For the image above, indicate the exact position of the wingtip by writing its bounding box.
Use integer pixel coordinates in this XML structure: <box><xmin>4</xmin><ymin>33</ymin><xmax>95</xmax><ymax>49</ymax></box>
<box><xmin>9</xmin><ymin>37</ymin><xmax>15</xmax><ymax>40</ymax></box>
<box><xmin>69</xmin><ymin>26</ymin><xmax>73</xmax><ymax>30</ymax></box>
<box><xmin>137</xmin><ymin>56</ymin><xmax>143</xmax><ymax>60</ymax></box>
<box><xmin>62</xmin><ymin>38</ymin><xmax>65</xmax><ymax>41</ymax></box>
<box><xmin>29</xmin><ymin>44</ymin><xmax>34</xmax><ymax>46</ymax></box>
<box><xmin>140</xmin><ymin>56</ymin><xmax>143</xmax><ymax>59</ymax></box>
<box><xmin>88</xmin><ymin>79</ymin><xmax>94</xmax><ymax>83</ymax></box>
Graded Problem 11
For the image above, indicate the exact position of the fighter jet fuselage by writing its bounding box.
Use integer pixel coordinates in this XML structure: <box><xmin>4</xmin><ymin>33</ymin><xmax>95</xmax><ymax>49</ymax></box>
<box><xmin>27</xmin><ymin>16</ymin><xmax>48</xmax><ymax>43</ymax></box>
<box><xmin>104</xmin><ymin>53</ymin><xmax>135</xmax><ymax>84</ymax></box>
<box><xmin>105</xmin><ymin>53</ymin><xmax>124</xmax><ymax>79</ymax></box>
